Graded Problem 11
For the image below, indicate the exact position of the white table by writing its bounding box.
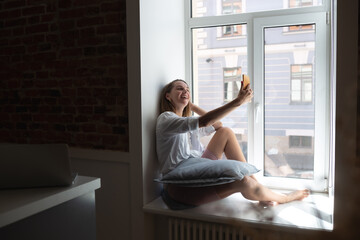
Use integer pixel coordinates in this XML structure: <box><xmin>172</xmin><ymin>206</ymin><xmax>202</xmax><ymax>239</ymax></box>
<box><xmin>0</xmin><ymin>176</ymin><xmax>101</xmax><ymax>240</ymax></box>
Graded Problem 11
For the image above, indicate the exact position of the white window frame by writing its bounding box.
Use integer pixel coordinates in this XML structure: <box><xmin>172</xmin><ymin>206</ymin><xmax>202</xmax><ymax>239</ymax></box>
<box><xmin>186</xmin><ymin>1</ymin><xmax>331</xmax><ymax>192</ymax></box>
<box><xmin>253</xmin><ymin>12</ymin><xmax>329</xmax><ymax>192</ymax></box>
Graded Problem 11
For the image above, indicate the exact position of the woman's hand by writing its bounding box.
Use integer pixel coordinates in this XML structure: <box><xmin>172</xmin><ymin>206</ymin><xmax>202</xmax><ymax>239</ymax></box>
<box><xmin>188</xmin><ymin>101</ymin><xmax>193</xmax><ymax>111</ymax></box>
<box><xmin>213</xmin><ymin>121</ymin><xmax>223</xmax><ymax>130</ymax></box>
<box><xmin>237</xmin><ymin>84</ymin><xmax>253</xmax><ymax>105</ymax></box>
<box><xmin>190</xmin><ymin>102</ymin><xmax>207</xmax><ymax>116</ymax></box>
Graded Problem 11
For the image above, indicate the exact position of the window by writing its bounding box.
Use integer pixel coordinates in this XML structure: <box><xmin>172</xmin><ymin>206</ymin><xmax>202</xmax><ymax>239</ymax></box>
<box><xmin>221</xmin><ymin>1</ymin><xmax>244</xmax><ymax>37</ymax></box>
<box><xmin>222</xmin><ymin>25</ymin><xmax>243</xmax><ymax>37</ymax></box>
<box><xmin>221</xmin><ymin>24</ymin><xmax>245</xmax><ymax>38</ymax></box>
<box><xmin>222</xmin><ymin>0</ymin><xmax>242</xmax><ymax>15</ymax></box>
<box><xmin>288</xmin><ymin>24</ymin><xmax>314</xmax><ymax>32</ymax></box>
<box><xmin>290</xmin><ymin>64</ymin><xmax>313</xmax><ymax>103</ymax></box>
<box><xmin>188</xmin><ymin>0</ymin><xmax>330</xmax><ymax>192</ymax></box>
<box><xmin>289</xmin><ymin>0</ymin><xmax>314</xmax><ymax>8</ymax></box>
<box><xmin>288</xmin><ymin>0</ymin><xmax>315</xmax><ymax>31</ymax></box>
<box><xmin>289</xmin><ymin>136</ymin><xmax>312</xmax><ymax>148</ymax></box>
<box><xmin>192</xmin><ymin>24</ymin><xmax>249</xmax><ymax>156</ymax></box>
<box><xmin>223</xmin><ymin>67</ymin><xmax>242</xmax><ymax>102</ymax></box>
<box><xmin>191</xmin><ymin>0</ymin><xmax>323</xmax><ymax>17</ymax></box>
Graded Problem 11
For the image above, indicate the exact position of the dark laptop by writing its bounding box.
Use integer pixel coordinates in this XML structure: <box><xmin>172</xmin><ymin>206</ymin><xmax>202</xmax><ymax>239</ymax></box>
<box><xmin>0</xmin><ymin>144</ymin><xmax>77</xmax><ymax>189</ymax></box>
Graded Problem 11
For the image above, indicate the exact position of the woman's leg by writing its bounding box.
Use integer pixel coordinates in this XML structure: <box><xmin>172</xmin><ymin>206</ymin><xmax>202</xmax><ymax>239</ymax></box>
<box><xmin>205</xmin><ymin>127</ymin><xmax>262</xmax><ymax>186</ymax></box>
<box><xmin>204</xmin><ymin>128</ymin><xmax>310</xmax><ymax>204</ymax></box>
<box><xmin>214</xmin><ymin>176</ymin><xmax>309</xmax><ymax>204</ymax></box>
<box><xmin>167</xmin><ymin>177</ymin><xmax>309</xmax><ymax>206</ymax></box>
<box><xmin>206</xmin><ymin>127</ymin><xmax>246</xmax><ymax>162</ymax></box>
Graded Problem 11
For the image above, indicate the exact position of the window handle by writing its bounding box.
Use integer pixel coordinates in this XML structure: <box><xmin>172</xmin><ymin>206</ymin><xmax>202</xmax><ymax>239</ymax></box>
<box><xmin>255</xmin><ymin>103</ymin><xmax>261</xmax><ymax>123</ymax></box>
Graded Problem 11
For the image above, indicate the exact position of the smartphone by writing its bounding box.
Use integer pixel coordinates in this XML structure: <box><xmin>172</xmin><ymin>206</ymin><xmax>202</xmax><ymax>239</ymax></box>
<box><xmin>241</xmin><ymin>74</ymin><xmax>250</xmax><ymax>88</ymax></box>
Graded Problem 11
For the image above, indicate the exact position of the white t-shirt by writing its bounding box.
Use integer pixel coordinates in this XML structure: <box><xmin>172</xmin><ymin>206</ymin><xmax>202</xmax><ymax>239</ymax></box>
<box><xmin>156</xmin><ymin>111</ymin><xmax>215</xmax><ymax>175</ymax></box>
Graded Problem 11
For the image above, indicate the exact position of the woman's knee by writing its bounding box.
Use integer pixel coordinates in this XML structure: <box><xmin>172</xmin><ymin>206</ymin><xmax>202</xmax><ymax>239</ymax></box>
<box><xmin>216</xmin><ymin>127</ymin><xmax>234</xmax><ymax>137</ymax></box>
<box><xmin>234</xmin><ymin>177</ymin><xmax>261</xmax><ymax>199</ymax></box>
<box><xmin>236</xmin><ymin>176</ymin><xmax>258</xmax><ymax>191</ymax></box>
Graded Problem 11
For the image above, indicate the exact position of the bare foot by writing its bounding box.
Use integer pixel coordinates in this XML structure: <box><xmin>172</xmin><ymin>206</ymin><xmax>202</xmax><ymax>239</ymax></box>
<box><xmin>282</xmin><ymin>189</ymin><xmax>310</xmax><ymax>203</ymax></box>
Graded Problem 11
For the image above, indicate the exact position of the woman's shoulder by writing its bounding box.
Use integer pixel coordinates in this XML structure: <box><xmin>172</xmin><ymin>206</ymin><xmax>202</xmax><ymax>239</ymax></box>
<box><xmin>158</xmin><ymin>111</ymin><xmax>177</xmax><ymax>119</ymax></box>
<box><xmin>157</xmin><ymin>111</ymin><xmax>176</xmax><ymax>126</ymax></box>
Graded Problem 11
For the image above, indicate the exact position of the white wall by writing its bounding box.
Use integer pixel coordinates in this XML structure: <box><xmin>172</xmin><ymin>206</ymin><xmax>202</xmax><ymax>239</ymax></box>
<box><xmin>126</xmin><ymin>0</ymin><xmax>187</xmax><ymax>239</ymax></box>
<box><xmin>139</xmin><ymin>0</ymin><xmax>186</xmax><ymax>203</ymax></box>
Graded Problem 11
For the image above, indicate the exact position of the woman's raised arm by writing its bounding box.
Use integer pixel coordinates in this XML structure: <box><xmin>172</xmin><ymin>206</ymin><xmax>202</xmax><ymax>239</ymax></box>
<box><xmin>198</xmin><ymin>84</ymin><xmax>253</xmax><ymax>128</ymax></box>
<box><xmin>190</xmin><ymin>102</ymin><xmax>223</xmax><ymax>130</ymax></box>
<box><xmin>190</xmin><ymin>102</ymin><xmax>207</xmax><ymax>116</ymax></box>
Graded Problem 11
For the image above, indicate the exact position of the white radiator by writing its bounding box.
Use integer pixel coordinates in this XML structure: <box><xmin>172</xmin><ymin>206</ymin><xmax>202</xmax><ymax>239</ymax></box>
<box><xmin>168</xmin><ymin>218</ymin><xmax>252</xmax><ymax>240</ymax></box>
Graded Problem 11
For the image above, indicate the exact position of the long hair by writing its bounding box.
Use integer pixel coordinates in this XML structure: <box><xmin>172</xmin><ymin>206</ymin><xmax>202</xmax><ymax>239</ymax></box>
<box><xmin>159</xmin><ymin>79</ymin><xmax>191</xmax><ymax>117</ymax></box>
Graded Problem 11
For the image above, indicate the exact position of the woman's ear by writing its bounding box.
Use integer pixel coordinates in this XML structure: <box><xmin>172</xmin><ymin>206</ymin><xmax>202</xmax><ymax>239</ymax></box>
<box><xmin>165</xmin><ymin>93</ymin><xmax>171</xmax><ymax>101</ymax></box>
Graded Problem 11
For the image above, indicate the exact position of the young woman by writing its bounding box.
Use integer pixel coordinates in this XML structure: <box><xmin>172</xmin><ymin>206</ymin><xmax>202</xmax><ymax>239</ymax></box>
<box><xmin>156</xmin><ymin>79</ymin><xmax>309</xmax><ymax>207</ymax></box>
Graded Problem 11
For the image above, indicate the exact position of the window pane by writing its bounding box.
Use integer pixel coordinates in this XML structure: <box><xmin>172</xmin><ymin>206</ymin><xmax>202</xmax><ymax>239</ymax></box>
<box><xmin>291</xmin><ymin>91</ymin><xmax>301</xmax><ymax>101</ymax></box>
<box><xmin>303</xmin><ymin>82</ymin><xmax>313</xmax><ymax>101</ymax></box>
<box><xmin>192</xmin><ymin>25</ymin><xmax>248</xmax><ymax>158</ymax></box>
<box><xmin>264</xmin><ymin>24</ymin><xmax>315</xmax><ymax>179</ymax></box>
<box><xmin>192</xmin><ymin>0</ymin><xmax>323</xmax><ymax>18</ymax></box>
<box><xmin>292</xmin><ymin>79</ymin><xmax>301</xmax><ymax>90</ymax></box>
<box><xmin>301</xmin><ymin>136</ymin><xmax>312</xmax><ymax>147</ymax></box>
<box><xmin>289</xmin><ymin>136</ymin><xmax>301</xmax><ymax>147</ymax></box>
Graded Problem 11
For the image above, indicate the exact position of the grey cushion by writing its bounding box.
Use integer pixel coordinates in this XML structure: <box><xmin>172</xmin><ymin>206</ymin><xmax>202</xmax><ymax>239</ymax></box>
<box><xmin>155</xmin><ymin>158</ymin><xmax>259</xmax><ymax>187</ymax></box>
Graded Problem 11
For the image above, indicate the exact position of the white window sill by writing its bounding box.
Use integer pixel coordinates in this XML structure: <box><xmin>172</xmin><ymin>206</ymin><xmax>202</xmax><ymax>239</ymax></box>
<box><xmin>143</xmin><ymin>190</ymin><xmax>333</xmax><ymax>232</ymax></box>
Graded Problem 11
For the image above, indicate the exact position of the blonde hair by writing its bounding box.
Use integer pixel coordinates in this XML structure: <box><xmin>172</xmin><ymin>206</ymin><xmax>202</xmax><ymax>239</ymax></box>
<box><xmin>159</xmin><ymin>79</ymin><xmax>191</xmax><ymax>117</ymax></box>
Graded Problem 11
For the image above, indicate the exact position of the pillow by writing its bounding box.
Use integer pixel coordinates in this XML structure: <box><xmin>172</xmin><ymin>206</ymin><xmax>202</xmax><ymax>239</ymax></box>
<box><xmin>154</xmin><ymin>158</ymin><xmax>259</xmax><ymax>187</ymax></box>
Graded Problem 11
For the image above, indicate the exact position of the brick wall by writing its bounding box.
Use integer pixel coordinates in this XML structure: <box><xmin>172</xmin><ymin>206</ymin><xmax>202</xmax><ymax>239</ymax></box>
<box><xmin>0</xmin><ymin>0</ymin><xmax>128</xmax><ymax>151</ymax></box>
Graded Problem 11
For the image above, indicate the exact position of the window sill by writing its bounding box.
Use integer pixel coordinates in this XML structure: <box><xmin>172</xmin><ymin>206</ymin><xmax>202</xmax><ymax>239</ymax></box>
<box><xmin>143</xmin><ymin>190</ymin><xmax>333</xmax><ymax>232</ymax></box>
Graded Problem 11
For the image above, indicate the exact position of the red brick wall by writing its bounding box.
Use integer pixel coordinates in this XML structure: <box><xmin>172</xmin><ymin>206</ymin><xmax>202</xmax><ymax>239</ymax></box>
<box><xmin>0</xmin><ymin>0</ymin><xmax>128</xmax><ymax>151</ymax></box>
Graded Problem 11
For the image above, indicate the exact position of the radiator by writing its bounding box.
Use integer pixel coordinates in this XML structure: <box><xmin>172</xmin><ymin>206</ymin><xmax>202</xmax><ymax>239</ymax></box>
<box><xmin>168</xmin><ymin>218</ymin><xmax>252</xmax><ymax>240</ymax></box>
